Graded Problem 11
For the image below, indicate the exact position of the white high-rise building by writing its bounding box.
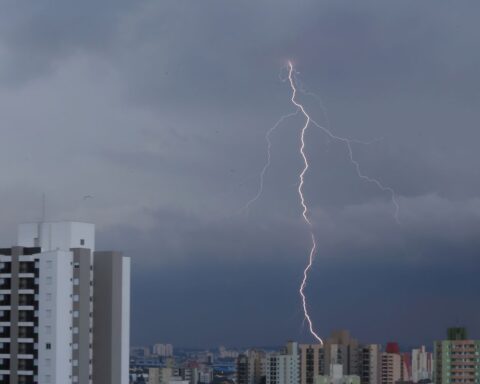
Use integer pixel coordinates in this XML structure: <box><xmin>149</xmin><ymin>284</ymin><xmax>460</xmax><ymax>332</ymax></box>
<box><xmin>411</xmin><ymin>346</ymin><xmax>433</xmax><ymax>383</ymax></box>
<box><xmin>153</xmin><ymin>343</ymin><xmax>174</xmax><ymax>357</ymax></box>
<box><xmin>266</xmin><ymin>342</ymin><xmax>300</xmax><ymax>384</ymax></box>
<box><xmin>0</xmin><ymin>221</ymin><xmax>130</xmax><ymax>384</ymax></box>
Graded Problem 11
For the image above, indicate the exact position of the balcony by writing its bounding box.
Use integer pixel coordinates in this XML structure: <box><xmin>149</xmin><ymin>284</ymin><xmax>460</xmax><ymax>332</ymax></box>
<box><xmin>18</xmin><ymin>295</ymin><xmax>34</xmax><ymax>307</ymax></box>
<box><xmin>18</xmin><ymin>327</ymin><xmax>34</xmax><ymax>339</ymax></box>
<box><xmin>19</xmin><ymin>262</ymin><xmax>35</xmax><ymax>274</ymax></box>
<box><xmin>18</xmin><ymin>311</ymin><xmax>34</xmax><ymax>323</ymax></box>
<box><xmin>0</xmin><ymin>358</ymin><xmax>10</xmax><ymax>370</ymax></box>
<box><xmin>0</xmin><ymin>297</ymin><xmax>10</xmax><ymax>306</ymax></box>
<box><xmin>0</xmin><ymin>279</ymin><xmax>11</xmax><ymax>290</ymax></box>
<box><xmin>0</xmin><ymin>311</ymin><xmax>10</xmax><ymax>322</ymax></box>
<box><xmin>0</xmin><ymin>343</ymin><xmax>10</xmax><ymax>354</ymax></box>
<box><xmin>19</xmin><ymin>279</ymin><xmax>34</xmax><ymax>291</ymax></box>
<box><xmin>18</xmin><ymin>376</ymin><xmax>35</xmax><ymax>384</ymax></box>
<box><xmin>0</xmin><ymin>264</ymin><xmax>11</xmax><ymax>274</ymax></box>
<box><xmin>18</xmin><ymin>359</ymin><xmax>35</xmax><ymax>371</ymax></box>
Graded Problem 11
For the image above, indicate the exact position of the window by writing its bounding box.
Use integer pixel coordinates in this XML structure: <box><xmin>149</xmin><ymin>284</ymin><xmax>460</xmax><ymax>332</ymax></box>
<box><xmin>46</xmin><ymin>343</ymin><xmax>51</xmax><ymax>350</ymax></box>
<box><xmin>80</xmin><ymin>239</ymin><xmax>85</xmax><ymax>246</ymax></box>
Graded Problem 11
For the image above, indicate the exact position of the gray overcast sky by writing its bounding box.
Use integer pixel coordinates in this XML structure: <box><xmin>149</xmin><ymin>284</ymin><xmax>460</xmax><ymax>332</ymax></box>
<box><xmin>0</xmin><ymin>1</ymin><xmax>479</xmax><ymax>348</ymax></box>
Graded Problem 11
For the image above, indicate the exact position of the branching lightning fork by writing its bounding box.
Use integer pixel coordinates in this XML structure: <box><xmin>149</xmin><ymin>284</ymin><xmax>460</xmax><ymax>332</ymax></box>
<box><xmin>244</xmin><ymin>61</ymin><xmax>399</xmax><ymax>344</ymax></box>
<box><xmin>242</xmin><ymin>110</ymin><xmax>299</xmax><ymax>213</ymax></box>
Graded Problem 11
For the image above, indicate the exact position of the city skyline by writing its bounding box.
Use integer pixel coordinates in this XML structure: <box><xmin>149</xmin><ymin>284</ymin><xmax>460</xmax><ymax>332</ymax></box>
<box><xmin>0</xmin><ymin>0</ymin><xmax>479</xmax><ymax>349</ymax></box>
<box><xmin>133</xmin><ymin>327</ymin><xmax>477</xmax><ymax>384</ymax></box>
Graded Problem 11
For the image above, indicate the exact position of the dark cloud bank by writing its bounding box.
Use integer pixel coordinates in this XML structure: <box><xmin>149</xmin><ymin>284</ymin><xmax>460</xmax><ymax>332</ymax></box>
<box><xmin>0</xmin><ymin>0</ymin><xmax>479</xmax><ymax>347</ymax></box>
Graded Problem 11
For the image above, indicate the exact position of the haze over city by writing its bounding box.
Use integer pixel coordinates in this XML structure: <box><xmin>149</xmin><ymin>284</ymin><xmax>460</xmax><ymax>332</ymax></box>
<box><xmin>0</xmin><ymin>0</ymin><xmax>479</xmax><ymax>351</ymax></box>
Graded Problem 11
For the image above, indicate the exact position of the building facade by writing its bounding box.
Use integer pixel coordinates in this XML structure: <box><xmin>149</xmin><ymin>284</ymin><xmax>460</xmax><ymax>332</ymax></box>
<box><xmin>358</xmin><ymin>344</ymin><xmax>381</xmax><ymax>384</ymax></box>
<box><xmin>237</xmin><ymin>349</ymin><xmax>267</xmax><ymax>384</ymax></box>
<box><xmin>315</xmin><ymin>364</ymin><xmax>361</xmax><ymax>384</ymax></box>
<box><xmin>0</xmin><ymin>221</ymin><xmax>130</xmax><ymax>384</ymax></box>
<box><xmin>92</xmin><ymin>250</ymin><xmax>130</xmax><ymax>384</ymax></box>
<box><xmin>434</xmin><ymin>328</ymin><xmax>480</xmax><ymax>384</ymax></box>
<box><xmin>153</xmin><ymin>343</ymin><xmax>174</xmax><ymax>357</ymax></box>
<box><xmin>266</xmin><ymin>342</ymin><xmax>300</xmax><ymax>384</ymax></box>
<box><xmin>380</xmin><ymin>343</ymin><xmax>402</xmax><ymax>384</ymax></box>
<box><xmin>300</xmin><ymin>344</ymin><xmax>323</xmax><ymax>384</ymax></box>
<box><xmin>411</xmin><ymin>346</ymin><xmax>433</xmax><ymax>383</ymax></box>
<box><xmin>322</xmin><ymin>331</ymin><xmax>361</xmax><ymax>377</ymax></box>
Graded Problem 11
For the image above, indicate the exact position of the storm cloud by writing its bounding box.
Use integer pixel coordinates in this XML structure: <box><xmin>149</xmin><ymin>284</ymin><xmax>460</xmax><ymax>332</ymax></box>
<box><xmin>0</xmin><ymin>0</ymin><xmax>479</xmax><ymax>347</ymax></box>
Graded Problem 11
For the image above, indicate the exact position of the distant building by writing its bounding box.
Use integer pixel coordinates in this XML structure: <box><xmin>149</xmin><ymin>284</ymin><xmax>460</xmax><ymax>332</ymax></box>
<box><xmin>149</xmin><ymin>367</ymin><xmax>173</xmax><ymax>384</ymax></box>
<box><xmin>176</xmin><ymin>366</ymin><xmax>199</xmax><ymax>384</ymax></box>
<box><xmin>153</xmin><ymin>343</ymin><xmax>174</xmax><ymax>357</ymax></box>
<box><xmin>220</xmin><ymin>346</ymin><xmax>240</xmax><ymax>359</ymax></box>
<box><xmin>170</xmin><ymin>379</ymin><xmax>190</xmax><ymax>384</ymax></box>
<box><xmin>238</xmin><ymin>354</ymin><xmax>250</xmax><ymax>384</ymax></box>
<box><xmin>132</xmin><ymin>347</ymin><xmax>153</xmax><ymax>358</ymax></box>
<box><xmin>237</xmin><ymin>349</ymin><xmax>266</xmax><ymax>384</ymax></box>
<box><xmin>198</xmin><ymin>366</ymin><xmax>214</xmax><ymax>384</ymax></box>
<box><xmin>434</xmin><ymin>327</ymin><xmax>480</xmax><ymax>384</ymax></box>
<box><xmin>358</xmin><ymin>344</ymin><xmax>381</xmax><ymax>384</ymax></box>
<box><xmin>300</xmin><ymin>344</ymin><xmax>323</xmax><ymax>384</ymax></box>
<box><xmin>266</xmin><ymin>342</ymin><xmax>300</xmax><ymax>384</ymax></box>
<box><xmin>315</xmin><ymin>364</ymin><xmax>361</xmax><ymax>384</ymax></box>
<box><xmin>381</xmin><ymin>343</ymin><xmax>402</xmax><ymax>384</ymax></box>
<box><xmin>411</xmin><ymin>346</ymin><xmax>433</xmax><ymax>383</ymax></box>
<box><xmin>322</xmin><ymin>331</ymin><xmax>360</xmax><ymax>377</ymax></box>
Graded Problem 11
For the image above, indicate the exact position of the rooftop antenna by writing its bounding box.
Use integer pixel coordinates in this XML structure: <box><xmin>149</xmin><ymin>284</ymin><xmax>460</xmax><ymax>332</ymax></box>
<box><xmin>36</xmin><ymin>193</ymin><xmax>47</xmax><ymax>248</ymax></box>
<box><xmin>41</xmin><ymin>193</ymin><xmax>46</xmax><ymax>222</ymax></box>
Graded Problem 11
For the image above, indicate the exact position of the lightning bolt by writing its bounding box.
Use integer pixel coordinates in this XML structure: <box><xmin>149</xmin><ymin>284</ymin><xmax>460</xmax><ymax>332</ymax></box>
<box><xmin>287</xmin><ymin>61</ymin><xmax>323</xmax><ymax>345</ymax></box>
<box><xmin>242</xmin><ymin>110</ymin><xmax>299</xmax><ymax>213</ymax></box>
<box><xmin>289</xmin><ymin>64</ymin><xmax>400</xmax><ymax>223</ymax></box>
<box><xmin>287</xmin><ymin>61</ymin><xmax>400</xmax><ymax>344</ymax></box>
<box><xmin>243</xmin><ymin>61</ymin><xmax>399</xmax><ymax>344</ymax></box>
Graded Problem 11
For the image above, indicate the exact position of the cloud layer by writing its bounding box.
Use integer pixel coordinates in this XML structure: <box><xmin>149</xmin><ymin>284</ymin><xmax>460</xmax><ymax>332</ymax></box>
<box><xmin>0</xmin><ymin>0</ymin><xmax>479</xmax><ymax>347</ymax></box>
